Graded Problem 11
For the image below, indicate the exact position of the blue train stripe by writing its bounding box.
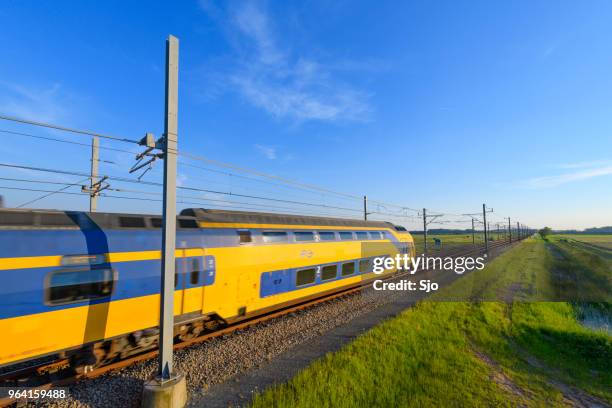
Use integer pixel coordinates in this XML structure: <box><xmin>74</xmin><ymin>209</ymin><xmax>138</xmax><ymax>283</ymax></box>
<box><xmin>0</xmin><ymin>256</ymin><xmax>216</xmax><ymax>320</ymax></box>
<box><xmin>260</xmin><ymin>258</ymin><xmax>374</xmax><ymax>298</ymax></box>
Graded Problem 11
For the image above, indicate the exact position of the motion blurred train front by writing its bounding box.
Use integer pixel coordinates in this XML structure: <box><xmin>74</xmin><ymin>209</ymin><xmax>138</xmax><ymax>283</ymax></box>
<box><xmin>0</xmin><ymin>208</ymin><xmax>415</xmax><ymax>369</ymax></box>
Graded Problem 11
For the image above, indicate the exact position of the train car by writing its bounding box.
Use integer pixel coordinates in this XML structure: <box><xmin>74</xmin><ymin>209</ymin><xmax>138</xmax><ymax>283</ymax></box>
<box><xmin>0</xmin><ymin>208</ymin><xmax>415</xmax><ymax>371</ymax></box>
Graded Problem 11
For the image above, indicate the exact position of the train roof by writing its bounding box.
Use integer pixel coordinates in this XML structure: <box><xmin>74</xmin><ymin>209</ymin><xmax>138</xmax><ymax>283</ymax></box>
<box><xmin>0</xmin><ymin>208</ymin><xmax>198</xmax><ymax>229</ymax></box>
<box><xmin>180</xmin><ymin>208</ymin><xmax>393</xmax><ymax>228</ymax></box>
<box><xmin>0</xmin><ymin>208</ymin><xmax>399</xmax><ymax>230</ymax></box>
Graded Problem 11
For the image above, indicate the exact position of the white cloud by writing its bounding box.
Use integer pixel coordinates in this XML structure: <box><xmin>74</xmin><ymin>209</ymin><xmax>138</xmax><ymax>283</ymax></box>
<box><xmin>200</xmin><ymin>1</ymin><xmax>373</xmax><ymax>123</ymax></box>
<box><xmin>523</xmin><ymin>164</ymin><xmax>612</xmax><ymax>188</ymax></box>
<box><xmin>555</xmin><ymin>160</ymin><xmax>612</xmax><ymax>169</ymax></box>
<box><xmin>176</xmin><ymin>173</ymin><xmax>188</xmax><ymax>187</ymax></box>
<box><xmin>233</xmin><ymin>2</ymin><xmax>283</xmax><ymax>66</ymax></box>
<box><xmin>0</xmin><ymin>82</ymin><xmax>72</xmax><ymax>123</ymax></box>
<box><xmin>254</xmin><ymin>144</ymin><xmax>277</xmax><ymax>160</ymax></box>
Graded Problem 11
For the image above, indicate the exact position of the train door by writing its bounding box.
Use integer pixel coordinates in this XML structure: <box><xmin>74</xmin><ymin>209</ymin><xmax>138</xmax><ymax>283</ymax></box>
<box><xmin>177</xmin><ymin>249</ymin><xmax>216</xmax><ymax>315</ymax></box>
<box><xmin>177</xmin><ymin>249</ymin><xmax>204</xmax><ymax>315</ymax></box>
<box><xmin>236</xmin><ymin>268</ymin><xmax>257</xmax><ymax>317</ymax></box>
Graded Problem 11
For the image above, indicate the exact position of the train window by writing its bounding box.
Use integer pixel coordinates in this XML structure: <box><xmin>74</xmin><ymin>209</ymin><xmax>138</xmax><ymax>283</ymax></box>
<box><xmin>41</xmin><ymin>213</ymin><xmax>74</xmax><ymax>226</ymax></box>
<box><xmin>150</xmin><ymin>218</ymin><xmax>163</xmax><ymax>228</ymax></box>
<box><xmin>47</xmin><ymin>268</ymin><xmax>114</xmax><ymax>305</ymax></box>
<box><xmin>341</xmin><ymin>262</ymin><xmax>355</xmax><ymax>276</ymax></box>
<box><xmin>321</xmin><ymin>265</ymin><xmax>337</xmax><ymax>281</ymax></box>
<box><xmin>0</xmin><ymin>212</ymin><xmax>34</xmax><ymax>226</ymax></box>
<box><xmin>190</xmin><ymin>259</ymin><xmax>201</xmax><ymax>285</ymax></box>
<box><xmin>355</xmin><ymin>231</ymin><xmax>369</xmax><ymax>240</ymax></box>
<box><xmin>318</xmin><ymin>231</ymin><xmax>336</xmax><ymax>241</ymax></box>
<box><xmin>370</xmin><ymin>231</ymin><xmax>382</xmax><ymax>240</ymax></box>
<box><xmin>237</xmin><ymin>230</ymin><xmax>252</xmax><ymax>244</ymax></box>
<box><xmin>179</xmin><ymin>219</ymin><xmax>198</xmax><ymax>229</ymax></box>
<box><xmin>339</xmin><ymin>231</ymin><xmax>354</xmax><ymax>240</ymax></box>
<box><xmin>383</xmin><ymin>231</ymin><xmax>393</xmax><ymax>240</ymax></box>
<box><xmin>359</xmin><ymin>259</ymin><xmax>370</xmax><ymax>273</ymax></box>
<box><xmin>294</xmin><ymin>231</ymin><xmax>315</xmax><ymax>242</ymax></box>
<box><xmin>262</xmin><ymin>231</ymin><xmax>288</xmax><ymax>243</ymax></box>
<box><xmin>296</xmin><ymin>268</ymin><xmax>316</xmax><ymax>286</ymax></box>
<box><xmin>119</xmin><ymin>216</ymin><xmax>146</xmax><ymax>228</ymax></box>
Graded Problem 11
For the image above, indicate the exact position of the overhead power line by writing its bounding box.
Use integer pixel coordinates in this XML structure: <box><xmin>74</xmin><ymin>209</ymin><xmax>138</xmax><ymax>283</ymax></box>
<box><xmin>0</xmin><ymin>129</ymin><xmax>139</xmax><ymax>156</ymax></box>
<box><xmin>178</xmin><ymin>150</ymin><xmax>363</xmax><ymax>200</ymax></box>
<box><xmin>0</xmin><ymin>114</ymin><xmax>141</xmax><ymax>144</ymax></box>
<box><xmin>0</xmin><ymin>185</ymin><xmax>363</xmax><ymax>219</ymax></box>
<box><xmin>0</xmin><ymin>162</ymin><xmax>364</xmax><ymax>214</ymax></box>
<box><xmin>16</xmin><ymin>178</ymin><xmax>90</xmax><ymax>208</ymax></box>
<box><xmin>0</xmin><ymin>124</ymin><xmax>413</xmax><ymax>207</ymax></box>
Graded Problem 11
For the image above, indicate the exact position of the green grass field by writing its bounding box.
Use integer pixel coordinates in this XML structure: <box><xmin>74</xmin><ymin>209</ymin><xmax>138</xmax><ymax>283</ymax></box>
<box><xmin>556</xmin><ymin>234</ymin><xmax>612</xmax><ymax>250</ymax></box>
<box><xmin>252</xmin><ymin>235</ymin><xmax>612</xmax><ymax>407</ymax></box>
<box><xmin>412</xmin><ymin>233</ymin><xmax>481</xmax><ymax>245</ymax></box>
<box><xmin>411</xmin><ymin>232</ymin><xmax>511</xmax><ymax>254</ymax></box>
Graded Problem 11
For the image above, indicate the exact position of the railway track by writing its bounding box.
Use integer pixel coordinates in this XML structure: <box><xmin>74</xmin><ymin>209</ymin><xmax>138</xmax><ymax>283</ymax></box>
<box><xmin>0</xmin><ymin>238</ymin><xmax>521</xmax><ymax>407</ymax></box>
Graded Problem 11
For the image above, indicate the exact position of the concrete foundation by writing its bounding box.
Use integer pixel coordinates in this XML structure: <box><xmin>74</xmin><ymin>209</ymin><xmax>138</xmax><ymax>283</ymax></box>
<box><xmin>141</xmin><ymin>373</ymin><xmax>187</xmax><ymax>408</ymax></box>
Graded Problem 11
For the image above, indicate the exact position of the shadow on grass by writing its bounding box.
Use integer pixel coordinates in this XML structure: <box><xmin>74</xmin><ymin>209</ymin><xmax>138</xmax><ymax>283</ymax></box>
<box><xmin>516</xmin><ymin>323</ymin><xmax>611</xmax><ymax>369</ymax></box>
<box><xmin>546</xmin><ymin>242</ymin><xmax>611</xmax><ymax>302</ymax></box>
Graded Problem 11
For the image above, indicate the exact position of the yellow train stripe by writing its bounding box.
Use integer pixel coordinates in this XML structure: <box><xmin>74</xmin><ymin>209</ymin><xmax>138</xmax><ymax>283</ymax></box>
<box><xmin>198</xmin><ymin>222</ymin><xmax>394</xmax><ymax>231</ymax></box>
<box><xmin>0</xmin><ymin>249</ymin><xmax>205</xmax><ymax>271</ymax></box>
<box><xmin>106</xmin><ymin>250</ymin><xmax>160</xmax><ymax>263</ymax></box>
<box><xmin>0</xmin><ymin>255</ymin><xmax>63</xmax><ymax>271</ymax></box>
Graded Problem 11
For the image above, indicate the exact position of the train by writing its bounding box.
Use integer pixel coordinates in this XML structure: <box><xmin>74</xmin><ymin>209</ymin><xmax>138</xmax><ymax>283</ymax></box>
<box><xmin>0</xmin><ymin>207</ymin><xmax>415</xmax><ymax>371</ymax></box>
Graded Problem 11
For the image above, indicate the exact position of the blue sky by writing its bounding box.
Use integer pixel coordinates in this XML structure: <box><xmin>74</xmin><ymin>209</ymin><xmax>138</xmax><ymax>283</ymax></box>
<box><xmin>0</xmin><ymin>0</ymin><xmax>611</xmax><ymax>229</ymax></box>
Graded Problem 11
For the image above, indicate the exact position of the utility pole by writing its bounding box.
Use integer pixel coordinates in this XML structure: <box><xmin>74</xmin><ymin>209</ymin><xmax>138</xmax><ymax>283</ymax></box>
<box><xmin>82</xmin><ymin>136</ymin><xmax>110</xmax><ymax>212</ymax></box>
<box><xmin>363</xmin><ymin>195</ymin><xmax>368</xmax><ymax>221</ymax></box>
<box><xmin>419</xmin><ymin>209</ymin><xmax>443</xmax><ymax>256</ymax></box>
<box><xmin>422</xmin><ymin>208</ymin><xmax>428</xmax><ymax>255</ymax></box>
<box><xmin>141</xmin><ymin>35</ymin><xmax>186</xmax><ymax>408</ymax></box>
<box><xmin>471</xmin><ymin>218</ymin><xmax>475</xmax><ymax>245</ymax></box>
<box><xmin>159</xmin><ymin>34</ymin><xmax>179</xmax><ymax>381</ymax></box>
<box><xmin>482</xmin><ymin>204</ymin><xmax>493</xmax><ymax>253</ymax></box>
<box><xmin>517</xmin><ymin>222</ymin><xmax>520</xmax><ymax>240</ymax></box>
<box><xmin>506</xmin><ymin>217</ymin><xmax>512</xmax><ymax>242</ymax></box>
<box><xmin>89</xmin><ymin>137</ymin><xmax>99</xmax><ymax>212</ymax></box>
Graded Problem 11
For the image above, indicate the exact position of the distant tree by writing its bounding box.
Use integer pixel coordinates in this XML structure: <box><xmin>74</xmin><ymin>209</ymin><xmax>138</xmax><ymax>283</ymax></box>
<box><xmin>539</xmin><ymin>227</ymin><xmax>552</xmax><ymax>237</ymax></box>
<box><xmin>583</xmin><ymin>226</ymin><xmax>612</xmax><ymax>234</ymax></box>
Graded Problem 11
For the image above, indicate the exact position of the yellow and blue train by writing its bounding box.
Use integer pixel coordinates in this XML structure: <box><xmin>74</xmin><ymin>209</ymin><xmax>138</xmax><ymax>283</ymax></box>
<box><xmin>0</xmin><ymin>208</ymin><xmax>414</xmax><ymax>370</ymax></box>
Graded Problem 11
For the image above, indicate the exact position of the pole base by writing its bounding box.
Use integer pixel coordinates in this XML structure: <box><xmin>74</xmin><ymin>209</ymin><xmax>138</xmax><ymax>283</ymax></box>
<box><xmin>141</xmin><ymin>372</ymin><xmax>187</xmax><ymax>408</ymax></box>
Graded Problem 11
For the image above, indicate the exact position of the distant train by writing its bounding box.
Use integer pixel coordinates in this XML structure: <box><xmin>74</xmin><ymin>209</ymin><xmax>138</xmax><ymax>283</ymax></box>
<box><xmin>0</xmin><ymin>208</ymin><xmax>415</xmax><ymax>371</ymax></box>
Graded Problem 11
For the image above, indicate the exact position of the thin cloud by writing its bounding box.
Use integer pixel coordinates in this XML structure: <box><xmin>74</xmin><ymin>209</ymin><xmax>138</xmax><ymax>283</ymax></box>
<box><xmin>542</xmin><ymin>45</ymin><xmax>557</xmax><ymax>59</ymax></box>
<box><xmin>555</xmin><ymin>160</ymin><xmax>612</xmax><ymax>169</ymax></box>
<box><xmin>176</xmin><ymin>173</ymin><xmax>188</xmax><ymax>187</ymax></box>
<box><xmin>200</xmin><ymin>1</ymin><xmax>373</xmax><ymax>123</ymax></box>
<box><xmin>523</xmin><ymin>164</ymin><xmax>612</xmax><ymax>188</ymax></box>
<box><xmin>233</xmin><ymin>2</ymin><xmax>283</xmax><ymax>66</ymax></box>
<box><xmin>0</xmin><ymin>82</ymin><xmax>71</xmax><ymax>123</ymax></box>
<box><xmin>254</xmin><ymin>144</ymin><xmax>277</xmax><ymax>160</ymax></box>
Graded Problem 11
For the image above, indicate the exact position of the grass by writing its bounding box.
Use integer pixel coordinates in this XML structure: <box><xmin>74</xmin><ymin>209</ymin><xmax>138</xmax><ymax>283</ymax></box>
<box><xmin>411</xmin><ymin>232</ymin><xmax>508</xmax><ymax>253</ymax></box>
<box><xmin>412</xmin><ymin>233</ymin><xmax>482</xmax><ymax>245</ymax></box>
<box><xmin>556</xmin><ymin>233</ymin><xmax>612</xmax><ymax>251</ymax></box>
<box><xmin>252</xmin><ymin>235</ymin><xmax>612</xmax><ymax>407</ymax></box>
